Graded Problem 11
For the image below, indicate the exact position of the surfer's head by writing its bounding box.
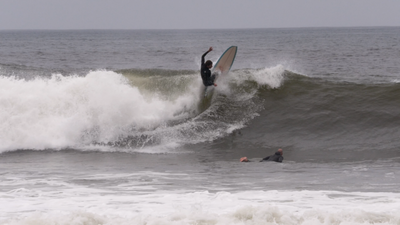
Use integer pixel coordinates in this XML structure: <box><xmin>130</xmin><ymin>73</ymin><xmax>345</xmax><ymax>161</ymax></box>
<box><xmin>277</xmin><ymin>148</ymin><xmax>283</xmax><ymax>155</ymax></box>
<box><xmin>205</xmin><ymin>60</ymin><xmax>213</xmax><ymax>69</ymax></box>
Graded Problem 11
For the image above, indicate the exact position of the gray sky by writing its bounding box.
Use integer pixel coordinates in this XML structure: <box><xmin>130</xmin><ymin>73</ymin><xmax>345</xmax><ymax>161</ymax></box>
<box><xmin>1</xmin><ymin>0</ymin><xmax>399</xmax><ymax>30</ymax></box>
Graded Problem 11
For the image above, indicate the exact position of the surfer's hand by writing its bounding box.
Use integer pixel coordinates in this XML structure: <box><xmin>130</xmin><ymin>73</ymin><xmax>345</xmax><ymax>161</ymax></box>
<box><xmin>214</xmin><ymin>83</ymin><xmax>217</xmax><ymax>87</ymax></box>
<box><xmin>209</xmin><ymin>47</ymin><xmax>213</xmax><ymax>52</ymax></box>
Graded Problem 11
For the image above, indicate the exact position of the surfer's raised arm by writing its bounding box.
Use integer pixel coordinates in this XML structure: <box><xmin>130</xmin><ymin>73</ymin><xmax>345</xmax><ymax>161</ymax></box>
<box><xmin>201</xmin><ymin>47</ymin><xmax>213</xmax><ymax>65</ymax></box>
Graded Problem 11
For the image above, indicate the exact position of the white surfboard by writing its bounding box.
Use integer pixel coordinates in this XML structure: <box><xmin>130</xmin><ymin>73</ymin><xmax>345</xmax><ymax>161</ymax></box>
<box><xmin>204</xmin><ymin>46</ymin><xmax>237</xmax><ymax>97</ymax></box>
<box><xmin>213</xmin><ymin>46</ymin><xmax>237</xmax><ymax>76</ymax></box>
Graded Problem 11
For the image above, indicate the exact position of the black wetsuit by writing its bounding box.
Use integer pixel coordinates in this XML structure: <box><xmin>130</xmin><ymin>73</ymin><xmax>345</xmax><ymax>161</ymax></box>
<box><xmin>200</xmin><ymin>50</ymin><xmax>216</xmax><ymax>86</ymax></box>
<box><xmin>260</xmin><ymin>152</ymin><xmax>283</xmax><ymax>163</ymax></box>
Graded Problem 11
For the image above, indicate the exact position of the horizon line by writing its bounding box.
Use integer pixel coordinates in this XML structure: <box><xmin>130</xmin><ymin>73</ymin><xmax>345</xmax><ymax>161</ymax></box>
<box><xmin>1</xmin><ymin>25</ymin><xmax>399</xmax><ymax>31</ymax></box>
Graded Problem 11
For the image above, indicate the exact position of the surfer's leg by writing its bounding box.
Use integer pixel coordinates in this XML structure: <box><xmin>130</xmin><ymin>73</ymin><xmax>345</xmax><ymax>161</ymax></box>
<box><xmin>210</xmin><ymin>73</ymin><xmax>218</xmax><ymax>86</ymax></box>
<box><xmin>210</xmin><ymin>74</ymin><xmax>216</xmax><ymax>82</ymax></box>
<box><xmin>211</xmin><ymin>72</ymin><xmax>219</xmax><ymax>81</ymax></box>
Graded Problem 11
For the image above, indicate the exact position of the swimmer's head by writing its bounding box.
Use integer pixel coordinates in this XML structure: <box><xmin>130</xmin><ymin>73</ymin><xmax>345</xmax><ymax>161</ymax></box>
<box><xmin>240</xmin><ymin>157</ymin><xmax>249</xmax><ymax>162</ymax></box>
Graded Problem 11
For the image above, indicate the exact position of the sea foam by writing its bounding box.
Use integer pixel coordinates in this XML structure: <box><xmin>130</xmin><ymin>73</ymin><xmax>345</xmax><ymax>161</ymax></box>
<box><xmin>0</xmin><ymin>71</ymin><xmax>198</xmax><ymax>152</ymax></box>
<box><xmin>2</xmin><ymin>189</ymin><xmax>399</xmax><ymax>225</ymax></box>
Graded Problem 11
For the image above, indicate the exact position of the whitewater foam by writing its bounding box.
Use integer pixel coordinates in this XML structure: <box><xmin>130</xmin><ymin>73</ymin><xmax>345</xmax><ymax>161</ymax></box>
<box><xmin>2</xmin><ymin>189</ymin><xmax>400</xmax><ymax>225</ymax></box>
<box><xmin>234</xmin><ymin>65</ymin><xmax>286</xmax><ymax>89</ymax></box>
<box><xmin>0</xmin><ymin>71</ymin><xmax>199</xmax><ymax>152</ymax></box>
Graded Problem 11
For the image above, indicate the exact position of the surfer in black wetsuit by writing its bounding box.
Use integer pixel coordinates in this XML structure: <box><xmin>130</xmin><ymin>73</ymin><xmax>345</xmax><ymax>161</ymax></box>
<box><xmin>200</xmin><ymin>47</ymin><xmax>217</xmax><ymax>87</ymax></box>
<box><xmin>260</xmin><ymin>148</ymin><xmax>284</xmax><ymax>163</ymax></box>
<box><xmin>239</xmin><ymin>149</ymin><xmax>284</xmax><ymax>163</ymax></box>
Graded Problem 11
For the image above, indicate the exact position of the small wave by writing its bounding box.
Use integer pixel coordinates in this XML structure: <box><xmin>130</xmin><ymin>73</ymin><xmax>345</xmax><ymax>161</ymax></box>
<box><xmin>391</xmin><ymin>79</ymin><xmax>400</xmax><ymax>83</ymax></box>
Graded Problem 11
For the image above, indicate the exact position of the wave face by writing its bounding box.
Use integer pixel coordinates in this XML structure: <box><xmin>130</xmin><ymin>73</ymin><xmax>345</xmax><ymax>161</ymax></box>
<box><xmin>2</xmin><ymin>65</ymin><xmax>400</xmax><ymax>160</ymax></box>
<box><xmin>0</xmin><ymin>66</ymin><xmax>285</xmax><ymax>152</ymax></box>
<box><xmin>234</xmin><ymin>72</ymin><xmax>400</xmax><ymax>162</ymax></box>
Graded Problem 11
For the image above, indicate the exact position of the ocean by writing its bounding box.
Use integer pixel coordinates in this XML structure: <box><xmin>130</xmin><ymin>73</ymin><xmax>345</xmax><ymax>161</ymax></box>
<box><xmin>1</xmin><ymin>27</ymin><xmax>400</xmax><ymax>224</ymax></box>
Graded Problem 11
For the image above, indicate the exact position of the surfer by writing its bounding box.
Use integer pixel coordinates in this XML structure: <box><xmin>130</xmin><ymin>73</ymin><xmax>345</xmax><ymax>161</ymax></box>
<box><xmin>200</xmin><ymin>47</ymin><xmax>217</xmax><ymax>87</ymax></box>
<box><xmin>260</xmin><ymin>148</ymin><xmax>284</xmax><ymax>163</ymax></box>
<box><xmin>239</xmin><ymin>149</ymin><xmax>284</xmax><ymax>163</ymax></box>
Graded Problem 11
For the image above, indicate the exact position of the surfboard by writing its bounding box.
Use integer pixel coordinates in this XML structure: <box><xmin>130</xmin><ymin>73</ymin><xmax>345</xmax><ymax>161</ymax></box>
<box><xmin>204</xmin><ymin>46</ymin><xmax>237</xmax><ymax>97</ymax></box>
<box><xmin>213</xmin><ymin>46</ymin><xmax>237</xmax><ymax>75</ymax></box>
